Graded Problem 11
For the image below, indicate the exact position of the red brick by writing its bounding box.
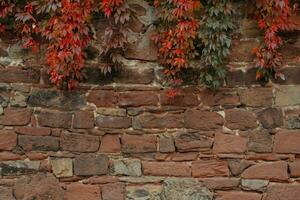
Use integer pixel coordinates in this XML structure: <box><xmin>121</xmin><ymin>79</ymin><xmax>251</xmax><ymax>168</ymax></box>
<box><xmin>0</xmin><ymin>131</ymin><xmax>17</xmax><ymax>150</ymax></box>
<box><xmin>99</xmin><ymin>135</ymin><xmax>121</xmax><ymax>153</ymax></box>
<box><xmin>160</xmin><ymin>89</ymin><xmax>199</xmax><ymax>107</ymax></box>
<box><xmin>142</xmin><ymin>161</ymin><xmax>191</xmax><ymax>177</ymax></box>
<box><xmin>19</xmin><ymin>135</ymin><xmax>59</xmax><ymax>151</ymax></box>
<box><xmin>74</xmin><ymin>154</ymin><xmax>109</xmax><ymax>176</ymax></box>
<box><xmin>121</xmin><ymin>135</ymin><xmax>156</xmax><ymax>153</ymax></box>
<box><xmin>200</xmin><ymin>89</ymin><xmax>240</xmax><ymax>107</ymax></box>
<box><xmin>257</xmin><ymin>108</ymin><xmax>283</xmax><ymax>129</ymax></box>
<box><xmin>192</xmin><ymin>160</ymin><xmax>229</xmax><ymax>177</ymax></box>
<box><xmin>289</xmin><ymin>160</ymin><xmax>300</xmax><ymax>177</ymax></box>
<box><xmin>15</xmin><ymin>127</ymin><xmax>51</xmax><ymax>136</ymax></box>
<box><xmin>225</xmin><ymin>109</ymin><xmax>258</xmax><ymax>130</ymax></box>
<box><xmin>0</xmin><ymin>68</ymin><xmax>40</xmax><ymax>83</ymax></box>
<box><xmin>101</xmin><ymin>183</ymin><xmax>125</xmax><ymax>200</ymax></box>
<box><xmin>184</xmin><ymin>110</ymin><xmax>224</xmax><ymax>130</ymax></box>
<box><xmin>1</xmin><ymin>108</ymin><xmax>32</xmax><ymax>126</ymax></box>
<box><xmin>96</xmin><ymin>116</ymin><xmax>131</xmax><ymax>129</ymax></box>
<box><xmin>265</xmin><ymin>184</ymin><xmax>300</xmax><ymax>200</ymax></box>
<box><xmin>61</xmin><ymin>132</ymin><xmax>100</xmax><ymax>153</ymax></box>
<box><xmin>87</xmin><ymin>90</ymin><xmax>118</xmax><ymax>107</ymax></box>
<box><xmin>216</xmin><ymin>191</ymin><xmax>262</xmax><ymax>200</ymax></box>
<box><xmin>171</xmin><ymin>152</ymin><xmax>198</xmax><ymax>161</ymax></box>
<box><xmin>174</xmin><ymin>132</ymin><xmax>213</xmax><ymax>152</ymax></box>
<box><xmin>228</xmin><ymin>159</ymin><xmax>255</xmax><ymax>176</ymax></box>
<box><xmin>213</xmin><ymin>133</ymin><xmax>247</xmax><ymax>154</ymax></box>
<box><xmin>159</xmin><ymin>137</ymin><xmax>175</xmax><ymax>153</ymax></box>
<box><xmin>203</xmin><ymin>178</ymin><xmax>240</xmax><ymax>190</ymax></box>
<box><xmin>64</xmin><ymin>183</ymin><xmax>101</xmax><ymax>200</ymax></box>
<box><xmin>73</xmin><ymin>111</ymin><xmax>95</xmax><ymax>129</ymax></box>
<box><xmin>118</xmin><ymin>91</ymin><xmax>158</xmax><ymax>107</ymax></box>
<box><xmin>38</xmin><ymin>110</ymin><xmax>72</xmax><ymax>128</ymax></box>
<box><xmin>0</xmin><ymin>152</ymin><xmax>24</xmax><ymax>161</ymax></box>
<box><xmin>274</xmin><ymin>130</ymin><xmax>300</xmax><ymax>154</ymax></box>
<box><xmin>241</xmin><ymin>161</ymin><xmax>288</xmax><ymax>181</ymax></box>
<box><xmin>136</xmin><ymin>113</ymin><xmax>183</xmax><ymax>129</ymax></box>
<box><xmin>239</xmin><ymin>88</ymin><xmax>273</xmax><ymax>107</ymax></box>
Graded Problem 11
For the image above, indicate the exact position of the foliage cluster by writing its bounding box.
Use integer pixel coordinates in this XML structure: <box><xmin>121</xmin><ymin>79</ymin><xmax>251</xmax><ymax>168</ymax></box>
<box><xmin>0</xmin><ymin>0</ymin><xmax>298</xmax><ymax>91</ymax></box>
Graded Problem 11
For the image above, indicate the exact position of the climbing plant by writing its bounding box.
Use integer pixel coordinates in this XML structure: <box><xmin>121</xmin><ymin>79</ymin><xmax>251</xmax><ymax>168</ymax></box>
<box><xmin>0</xmin><ymin>0</ymin><xmax>298</xmax><ymax>90</ymax></box>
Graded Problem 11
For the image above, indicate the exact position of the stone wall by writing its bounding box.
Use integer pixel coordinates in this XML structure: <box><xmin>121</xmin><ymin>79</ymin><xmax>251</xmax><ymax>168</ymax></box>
<box><xmin>0</xmin><ymin>1</ymin><xmax>300</xmax><ymax>200</ymax></box>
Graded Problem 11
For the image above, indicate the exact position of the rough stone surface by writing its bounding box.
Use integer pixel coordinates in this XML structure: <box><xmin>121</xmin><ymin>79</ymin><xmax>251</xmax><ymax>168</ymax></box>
<box><xmin>60</xmin><ymin>132</ymin><xmax>100</xmax><ymax>153</ymax></box>
<box><xmin>239</xmin><ymin>88</ymin><xmax>273</xmax><ymax>107</ymax></box>
<box><xmin>143</xmin><ymin>161</ymin><xmax>191</xmax><ymax>177</ymax></box>
<box><xmin>161</xmin><ymin>178</ymin><xmax>213</xmax><ymax>200</ymax></box>
<box><xmin>99</xmin><ymin>134</ymin><xmax>121</xmax><ymax>153</ymax></box>
<box><xmin>289</xmin><ymin>160</ymin><xmax>300</xmax><ymax>177</ymax></box>
<box><xmin>73</xmin><ymin>111</ymin><xmax>94</xmax><ymax>129</ymax></box>
<box><xmin>50</xmin><ymin>158</ymin><xmax>73</xmax><ymax>178</ymax></box>
<box><xmin>64</xmin><ymin>183</ymin><xmax>101</xmax><ymax>200</ymax></box>
<box><xmin>19</xmin><ymin>135</ymin><xmax>59</xmax><ymax>151</ymax></box>
<box><xmin>126</xmin><ymin>185</ymin><xmax>162</xmax><ymax>200</ymax></box>
<box><xmin>0</xmin><ymin>160</ymin><xmax>40</xmax><ymax>176</ymax></box>
<box><xmin>225</xmin><ymin>109</ymin><xmax>258</xmax><ymax>130</ymax></box>
<box><xmin>192</xmin><ymin>160</ymin><xmax>229</xmax><ymax>177</ymax></box>
<box><xmin>264</xmin><ymin>184</ymin><xmax>300</xmax><ymax>200</ymax></box>
<box><xmin>228</xmin><ymin>159</ymin><xmax>254</xmax><ymax>176</ymax></box>
<box><xmin>1</xmin><ymin>108</ymin><xmax>32</xmax><ymax>126</ymax></box>
<box><xmin>96</xmin><ymin>116</ymin><xmax>132</xmax><ymax>129</ymax></box>
<box><xmin>13</xmin><ymin>173</ymin><xmax>64</xmax><ymax>200</ymax></box>
<box><xmin>102</xmin><ymin>183</ymin><xmax>125</xmax><ymax>200</ymax></box>
<box><xmin>274</xmin><ymin>130</ymin><xmax>300</xmax><ymax>154</ymax></box>
<box><xmin>241</xmin><ymin>161</ymin><xmax>288</xmax><ymax>181</ymax></box>
<box><xmin>241</xmin><ymin>179</ymin><xmax>269</xmax><ymax>191</ymax></box>
<box><xmin>216</xmin><ymin>191</ymin><xmax>262</xmax><ymax>200</ymax></box>
<box><xmin>38</xmin><ymin>110</ymin><xmax>72</xmax><ymax>128</ymax></box>
<box><xmin>184</xmin><ymin>110</ymin><xmax>224</xmax><ymax>130</ymax></box>
<box><xmin>257</xmin><ymin>108</ymin><xmax>283</xmax><ymax>129</ymax></box>
<box><xmin>74</xmin><ymin>154</ymin><xmax>109</xmax><ymax>176</ymax></box>
<box><xmin>248</xmin><ymin>130</ymin><xmax>273</xmax><ymax>153</ymax></box>
<box><xmin>213</xmin><ymin>133</ymin><xmax>248</xmax><ymax>154</ymax></box>
<box><xmin>111</xmin><ymin>159</ymin><xmax>142</xmax><ymax>176</ymax></box>
<box><xmin>0</xmin><ymin>131</ymin><xmax>17</xmax><ymax>151</ymax></box>
<box><xmin>136</xmin><ymin>113</ymin><xmax>184</xmax><ymax>129</ymax></box>
<box><xmin>175</xmin><ymin>132</ymin><xmax>213</xmax><ymax>152</ymax></box>
<box><xmin>203</xmin><ymin>178</ymin><xmax>240</xmax><ymax>190</ymax></box>
<box><xmin>0</xmin><ymin>186</ymin><xmax>15</xmax><ymax>200</ymax></box>
<box><xmin>122</xmin><ymin>134</ymin><xmax>156</xmax><ymax>153</ymax></box>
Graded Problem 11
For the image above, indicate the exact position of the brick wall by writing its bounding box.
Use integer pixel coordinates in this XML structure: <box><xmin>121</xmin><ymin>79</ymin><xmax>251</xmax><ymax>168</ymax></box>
<box><xmin>0</xmin><ymin>1</ymin><xmax>300</xmax><ymax>200</ymax></box>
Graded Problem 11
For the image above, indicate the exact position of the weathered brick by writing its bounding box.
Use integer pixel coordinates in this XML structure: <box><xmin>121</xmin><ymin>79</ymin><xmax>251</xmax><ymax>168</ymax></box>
<box><xmin>0</xmin><ymin>68</ymin><xmax>40</xmax><ymax>83</ymax></box>
<box><xmin>50</xmin><ymin>158</ymin><xmax>73</xmax><ymax>178</ymax></box>
<box><xmin>99</xmin><ymin>134</ymin><xmax>121</xmax><ymax>153</ymax></box>
<box><xmin>160</xmin><ymin>90</ymin><xmax>199</xmax><ymax>107</ymax></box>
<box><xmin>200</xmin><ymin>89</ymin><xmax>240</xmax><ymax>107</ymax></box>
<box><xmin>159</xmin><ymin>137</ymin><xmax>175</xmax><ymax>153</ymax></box>
<box><xmin>74</xmin><ymin>154</ymin><xmax>109</xmax><ymax>176</ymax></box>
<box><xmin>135</xmin><ymin>113</ymin><xmax>183</xmax><ymax>129</ymax></box>
<box><xmin>19</xmin><ymin>135</ymin><xmax>59</xmax><ymax>151</ymax></box>
<box><xmin>111</xmin><ymin>158</ymin><xmax>142</xmax><ymax>176</ymax></box>
<box><xmin>174</xmin><ymin>132</ymin><xmax>213</xmax><ymax>152</ymax></box>
<box><xmin>0</xmin><ymin>152</ymin><xmax>24</xmax><ymax>161</ymax></box>
<box><xmin>61</xmin><ymin>132</ymin><xmax>99</xmax><ymax>153</ymax></box>
<box><xmin>0</xmin><ymin>160</ymin><xmax>40</xmax><ymax>176</ymax></box>
<box><xmin>28</xmin><ymin>89</ymin><xmax>86</xmax><ymax>111</ymax></box>
<box><xmin>102</xmin><ymin>183</ymin><xmax>125</xmax><ymax>200</ymax></box>
<box><xmin>248</xmin><ymin>130</ymin><xmax>273</xmax><ymax>153</ymax></box>
<box><xmin>228</xmin><ymin>159</ymin><xmax>255</xmax><ymax>176</ymax></box>
<box><xmin>275</xmin><ymin>86</ymin><xmax>300</xmax><ymax>106</ymax></box>
<box><xmin>142</xmin><ymin>161</ymin><xmax>191</xmax><ymax>177</ymax></box>
<box><xmin>239</xmin><ymin>88</ymin><xmax>273</xmax><ymax>107</ymax></box>
<box><xmin>289</xmin><ymin>160</ymin><xmax>300</xmax><ymax>177</ymax></box>
<box><xmin>38</xmin><ymin>110</ymin><xmax>72</xmax><ymax>128</ymax></box>
<box><xmin>257</xmin><ymin>108</ymin><xmax>283</xmax><ymax>129</ymax></box>
<box><xmin>241</xmin><ymin>161</ymin><xmax>288</xmax><ymax>181</ymax></box>
<box><xmin>225</xmin><ymin>109</ymin><xmax>258</xmax><ymax>130</ymax></box>
<box><xmin>0</xmin><ymin>186</ymin><xmax>14</xmax><ymax>200</ymax></box>
<box><xmin>265</xmin><ymin>184</ymin><xmax>300</xmax><ymax>200</ymax></box>
<box><xmin>64</xmin><ymin>183</ymin><xmax>101</xmax><ymax>200</ymax></box>
<box><xmin>15</xmin><ymin>127</ymin><xmax>51</xmax><ymax>136</ymax></box>
<box><xmin>274</xmin><ymin>130</ymin><xmax>300</xmax><ymax>154</ymax></box>
<box><xmin>216</xmin><ymin>191</ymin><xmax>262</xmax><ymax>200</ymax></box>
<box><xmin>274</xmin><ymin>67</ymin><xmax>300</xmax><ymax>85</ymax></box>
<box><xmin>241</xmin><ymin>179</ymin><xmax>269</xmax><ymax>192</ymax></box>
<box><xmin>203</xmin><ymin>177</ymin><xmax>240</xmax><ymax>190</ymax></box>
<box><xmin>213</xmin><ymin>133</ymin><xmax>247</xmax><ymax>154</ymax></box>
<box><xmin>184</xmin><ymin>110</ymin><xmax>224</xmax><ymax>130</ymax></box>
<box><xmin>118</xmin><ymin>91</ymin><xmax>158</xmax><ymax>107</ymax></box>
<box><xmin>192</xmin><ymin>160</ymin><xmax>229</xmax><ymax>177</ymax></box>
<box><xmin>0</xmin><ymin>131</ymin><xmax>17</xmax><ymax>150</ymax></box>
<box><xmin>73</xmin><ymin>111</ymin><xmax>94</xmax><ymax>129</ymax></box>
<box><xmin>121</xmin><ymin>135</ymin><xmax>156</xmax><ymax>153</ymax></box>
<box><xmin>87</xmin><ymin>90</ymin><xmax>118</xmax><ymax>107</ymax></box>
<box><xmin>96</xmin><ymin>116</ymin><xmax>132</xmax><ymax>129</ymax></box>
<box><xmin>1</xmin><ymin>108</ymin><xmax>32</xmax><ymax>126</ymax></box>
